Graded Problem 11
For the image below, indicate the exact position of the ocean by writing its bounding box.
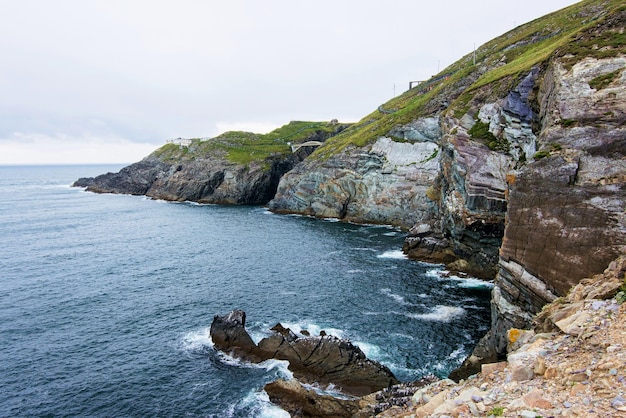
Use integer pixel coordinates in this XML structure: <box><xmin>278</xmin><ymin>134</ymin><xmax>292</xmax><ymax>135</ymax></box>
<box><xmin>0</xmin><ymin>165</ymin><xmax>492</xmax><ymax>417</ymax></box>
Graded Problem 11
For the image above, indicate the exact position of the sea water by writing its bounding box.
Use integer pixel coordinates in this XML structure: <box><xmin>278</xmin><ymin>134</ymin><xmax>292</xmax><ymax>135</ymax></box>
<box><xmin>0</xmin><ymin>165</ymin><xmax>492</xmax><ymax>416</ymax></box>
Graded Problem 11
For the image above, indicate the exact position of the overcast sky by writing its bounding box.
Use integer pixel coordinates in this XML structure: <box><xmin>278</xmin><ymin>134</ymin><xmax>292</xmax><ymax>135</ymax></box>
<box><xmin>0</xmin><ymin>1</ymin><xmax>579</xmax><ymax>165</ymax></box>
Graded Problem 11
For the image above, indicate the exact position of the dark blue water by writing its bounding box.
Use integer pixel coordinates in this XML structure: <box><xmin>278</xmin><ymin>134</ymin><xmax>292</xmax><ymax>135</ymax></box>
<box><xmin>0</xmin><ymin>165</ymin><xmax>491</xmax><ymax>417</ymax></box>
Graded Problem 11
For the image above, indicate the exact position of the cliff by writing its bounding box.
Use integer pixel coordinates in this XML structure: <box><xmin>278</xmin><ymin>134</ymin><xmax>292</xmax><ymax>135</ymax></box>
<box><xmin>270</xmin><ymin>0</ymin><xmax>626</xmax><ymax>375</ymax></box>
<box><xmin>73</xmin><ymin>121</ymin><xmax>349</xmax><ymax>204</ymax></box>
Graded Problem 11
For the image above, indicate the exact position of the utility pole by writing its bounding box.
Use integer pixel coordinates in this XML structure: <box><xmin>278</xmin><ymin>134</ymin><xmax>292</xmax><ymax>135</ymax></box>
<box><xmin>393</xmin><ymin>83</ymin><xmax>396</xmax><ymax>97</ymax></box>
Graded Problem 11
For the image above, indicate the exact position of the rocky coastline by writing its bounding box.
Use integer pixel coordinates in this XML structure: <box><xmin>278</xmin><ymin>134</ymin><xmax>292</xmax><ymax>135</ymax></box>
<box><xmin>73</xmin><ymin>0</ymin><xmax>625</xmax><ymax>415</ymax></box>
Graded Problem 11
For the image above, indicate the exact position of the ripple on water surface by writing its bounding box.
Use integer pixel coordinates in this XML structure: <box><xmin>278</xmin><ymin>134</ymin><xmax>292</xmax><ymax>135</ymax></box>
<box><xmin>0</xmin><ymin>166</ymin><xmax>492</xmax><ymax>416</ymax></box>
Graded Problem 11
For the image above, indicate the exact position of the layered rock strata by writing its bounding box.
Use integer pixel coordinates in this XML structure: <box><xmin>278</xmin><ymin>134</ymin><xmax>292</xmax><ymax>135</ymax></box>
<box><xmin>74</xmin><ymin>154</ymin><xmax>298</xmax><ymax>204</ymax></box>
<box><xmin>209</xmin><ymin>310</ymin><xmax>398</xmax><ymax>397</ymax></box>
<box><xmin>269</xmin><ymin>120</ymin><xmax>441</xmax><ymax>229</ymax></box>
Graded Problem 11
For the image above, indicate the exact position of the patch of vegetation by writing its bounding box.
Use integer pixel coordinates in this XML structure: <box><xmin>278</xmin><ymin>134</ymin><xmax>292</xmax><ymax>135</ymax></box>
<box><xmin>448</xmin><ymin>0</ymin><xmax>625</xmax><ymax>117</ymax></box>
<box><xmin>150</xmin><ymin>121</ymin><xmax>349</xmax><ymax>167</ymax></box>
<box><xmin>560</xmin><ymin>119</ymin><xmax>577</xmax><ymax>127</ymax></box>
<box><xmin>421</xmin><ymin>148</ymin><xmax>439</xmax><ymax>163</ymax></box>
<box><xmin>468</xmin><ymin>120</ymin><xmax>496</xmax><ymax>141</ymax></box>
<box><xmin>534</xmin><ymin>150</ymin><xmax>551</xmax><ymax>159</ymax></box>
<box><xmin>558</xmin><ymin>25</ymin><xmax>626</xmax><ymax>69</ymax></box>
<box><xmin>468</xmin><ymin>120</ymin><xmax>510</xmax><ymax>152</ymax></box>
<box><xmin>589</xmin><ymin>69</ymin><xmax>621</xmax><ymax>90</ymax></box>
<box><xmin>487</xmin><ymin>406</ymin><xmax>505</xmax><ymax>416</ymax></box>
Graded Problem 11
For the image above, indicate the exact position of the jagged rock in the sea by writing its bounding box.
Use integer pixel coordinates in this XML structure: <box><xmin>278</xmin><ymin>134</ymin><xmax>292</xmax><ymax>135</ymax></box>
<box><xmin>209</xmin><ymin>310</ymin><xmax>398</xmax><ymax>396</ymax></box>
<box><xmin>268</xmin><ymin>118</ymin><xmax>441</xmax><ymax>229</ymax></box>
<box><xmin>209</xmin><ymin>310</ymin><xmax>265</xmax><ymax>361</ymax></box>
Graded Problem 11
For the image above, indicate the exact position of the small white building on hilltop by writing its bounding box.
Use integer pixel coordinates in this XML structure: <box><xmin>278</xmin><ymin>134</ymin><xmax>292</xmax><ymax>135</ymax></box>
<box><xmin>166</xmin><ymin>138</ymin><xmax>192</xmax><ymax>147</ymax></box>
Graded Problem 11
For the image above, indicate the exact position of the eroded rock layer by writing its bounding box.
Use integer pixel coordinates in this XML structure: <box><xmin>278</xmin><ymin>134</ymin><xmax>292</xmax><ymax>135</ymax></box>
<box><xmin>209</xmin><ymin>310</ymin><xmax>399</xmax><ymax>397</ymax></box>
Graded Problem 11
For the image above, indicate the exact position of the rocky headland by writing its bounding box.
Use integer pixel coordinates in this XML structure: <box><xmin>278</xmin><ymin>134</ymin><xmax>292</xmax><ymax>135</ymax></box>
<box><xmin>75</xmin><ymin>0</ymin><xmax>626</xmax><ymax>415</ymax></box>
<box><xmin>73</xmin><ymin>121</ymin><xmax>349</xmax><ymax>204</ymax></box>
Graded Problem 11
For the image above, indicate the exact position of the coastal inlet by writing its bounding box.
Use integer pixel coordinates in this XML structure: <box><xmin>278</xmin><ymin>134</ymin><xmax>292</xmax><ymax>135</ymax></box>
<box><xmin>0</xmin><ymin>165</ymin><xmax>492</xmax><ymax>417</ymax></box>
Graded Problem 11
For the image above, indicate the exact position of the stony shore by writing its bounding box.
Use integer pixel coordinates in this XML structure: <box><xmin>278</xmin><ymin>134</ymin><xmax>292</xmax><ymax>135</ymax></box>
<box><xmin>371</xmin><ymin>256</ymin><xmax>626</xmax><ymax>417</ymax></box>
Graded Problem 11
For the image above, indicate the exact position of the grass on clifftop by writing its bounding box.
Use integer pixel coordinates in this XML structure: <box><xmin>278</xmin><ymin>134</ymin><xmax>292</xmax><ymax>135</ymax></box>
<box><xmin>150</xmin><ymin>121</ymin><xmax>347</xmax><ymax>167</ymax></box>
<box><xmin>311</xmin><ymin>0</ymin><xmax>625</xmax><ymax>159</ymax></box>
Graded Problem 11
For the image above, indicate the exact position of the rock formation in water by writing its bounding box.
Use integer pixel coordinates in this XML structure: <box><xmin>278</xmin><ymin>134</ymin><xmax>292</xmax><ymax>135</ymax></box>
<box><xmin>210</xmin><ymin>310</ymin><xmax>398</xmax><ymax>397</ymax></box>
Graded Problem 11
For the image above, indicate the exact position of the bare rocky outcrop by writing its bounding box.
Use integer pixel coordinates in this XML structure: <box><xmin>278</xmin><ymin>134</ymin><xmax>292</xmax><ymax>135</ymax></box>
<box><xmin>268</xmin><ymin>119</ymin><xmax>441</xmax><ymax>229</ymax></box>
<box><xmin>210</xmin><ymin>310</ymin><xmax>398</xmax><ymax>397</ymax></box>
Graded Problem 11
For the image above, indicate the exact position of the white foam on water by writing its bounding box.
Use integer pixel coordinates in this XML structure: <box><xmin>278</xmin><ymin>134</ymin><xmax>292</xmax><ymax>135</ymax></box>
<box><xmin>380</xmin><ymin>288</ymin><xmax>415</xmax><ymax>306</ymax></box>
<box><xmin>406</xmin><ymin>305</ymin><xmax>466</xmax><ymax>322</ymax></box>
<box><xmin>383</xmin><ymin>231</ymin><xmax>399</xmax><ymax>236</ymax></box>
<box><xmin>239</xmin><ymin>390</ymin><xmax>290</xmax><ymax>418</ymax></box>
<box><xmin>449</xmin><ymin>276</ymin><xmax>494</xmax><ymax>289</ymax></box>
<box><xmin>353</xmin><ymin>341</ymin><xmax>382</xmax><ymax>360</ymax></box>
<box><xmin>179</xmin><ymin>327</ymin><xmax>214</xmax><ymax>353</ymax></box>
<box><xmin>447</xmin><ymin>346</ymin><xmax>466</xmax><ymax>361</ymax></box>
<box><xmin>257</xmin><ymin>359</ymin><xmax>293</xmax><ymax>380</ymax></box>
<box><xmin>322</xmin><ymin>217</ymin><xmax>340</xmax><ymax>222</ymax></box>
<box><xmin>426</xmin><ymin>268</ymin><xmax>443</xmax><ymax>279</ymax></box>
<box><xmin>377</xmin><ymin>250</ymin><xmax>407</xmax><ymax>259</ymax></box>
<box><xmin>426</xmin><ymin>268</ymin><xmax>494</xmax><ymax>289</ymax></box>
<box><xmin>302</xmin><ymin>383</ymin><xmax>356</xmax><ymax>400</ymax></box>
<box><xmin>184</xmin><ymin>200</ymin><xmax>214</xmax><ymax>206</ymax></box>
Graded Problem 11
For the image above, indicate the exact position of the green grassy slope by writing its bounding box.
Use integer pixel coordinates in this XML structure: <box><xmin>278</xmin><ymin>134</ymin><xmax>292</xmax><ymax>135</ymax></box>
<box><xmin>313</xmin><ymin>0</ymin><xmax>625</xmax><ymax>159</ymax></box>
<box><xmin>149</xmin><ymin>121</ymin><xmax>349</xmax><ymax>166</ymax></box>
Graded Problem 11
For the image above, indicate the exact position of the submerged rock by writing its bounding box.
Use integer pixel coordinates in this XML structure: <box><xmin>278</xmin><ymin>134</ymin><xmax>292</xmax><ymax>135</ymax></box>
<box><xmin>209</xmin><ymin>310</ymin><xmax>398</xmax><ymax>396</ymax></box>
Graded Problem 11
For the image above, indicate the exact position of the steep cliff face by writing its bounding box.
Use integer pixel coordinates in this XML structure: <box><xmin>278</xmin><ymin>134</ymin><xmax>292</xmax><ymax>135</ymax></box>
<box><xmin>489</xmin><ymin>55</ymin><xmax>626</xmax><ymax>358</ymax></box>
<box><xmin>268</xmin><ymin>0</ymin><xmax>626</xmax><ymax>374</ymax></box>
<box><xmin>268</xmin><ymin>119</ymin><xmax>441</xmax><ymax>229</ymax></box>
<box><xmin>74</xmin><ymin>154</ymin><xmax>297</xmax><ymax>204</ymax></box>
<box><xmin>447</xmin><ymin>14</ymin><xmax>626</xmax><ymax>375</ymax></box>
